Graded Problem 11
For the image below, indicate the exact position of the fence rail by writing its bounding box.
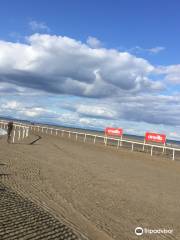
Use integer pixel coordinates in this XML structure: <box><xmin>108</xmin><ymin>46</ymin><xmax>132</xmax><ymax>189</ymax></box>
<box><xmin>0</xmin><ymin>121</ymin><xmax>29</xmax><ymax>143</ymax></box>
<box><xmin>0</xmin><ymin>120</ymin><xmax>180</xmax><ymax>161</ymax></box>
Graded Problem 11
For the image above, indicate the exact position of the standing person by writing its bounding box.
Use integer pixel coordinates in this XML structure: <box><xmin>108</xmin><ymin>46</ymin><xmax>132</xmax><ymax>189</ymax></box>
<box><xmin>7</xmin><ymin>121</ymin><xmax>13</xmax><ymax>143</ymax></box>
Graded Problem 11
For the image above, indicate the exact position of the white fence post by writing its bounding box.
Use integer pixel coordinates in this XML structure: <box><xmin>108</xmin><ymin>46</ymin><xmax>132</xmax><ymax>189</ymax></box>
<box><xmin>76</xmin><ymin>133</ymin><xmax>78</xmax><ymax>141</ymax></box>
<box><xmin>69</xmin><ymin>131</ymin><xmax>71</xmax><ymax>138</ymax></box>
<box><xmin>84</xmin><ymin>134</ymin><xmax>87</xmax><ymax>142</ymax></box>
<box><xmin>162</xmin><ymin>142</ymin><xmax>165</xmax><ymax>153</ymax></box>
<box><xmin>143</xmin><ymin>140</ymin><xmax>145</xmax><ymax>151</ymax></box>
<box><xmin>26</xmin><ymin>128</ymin><xmax>29</xmax><ymax>137</ymax></box>
<box><xmin>117</xmin><ymin>139</ymin><xmax>120</xmax><ymax>148</ymax></box>
<box><xmin>104</xmin><ymin>137</ymin><xmax>107</xmax><ymax>146</ymax></box>
<box><xmin>18</xmin><ymin>129</ymin><xmax>21</xmax><ymax>140</ymax></box>
<box><xmin>12</xmin><ymin>130</ymin><xmax>16</xmax><ymax>143</ymax></box>
<box><xmin>131</xmin><ymin>143</ymin><xmax>134</xmax><ymax>151</ymax></box>
<box><xmin>94</xmin><ymin>135</ymin><xmax>96</xmax><ymax>144</ymax></box>
<box><xmin>23</xmin><ymin>128</ymin><xmax>25</xmax><ymax>139</ymax></box>
<box><xmin>172</xmin><ymin>149</ymin><xmax>175</xmax><ymax>160</ymax></box>
<box><xmin>151</xmin><ymin>146</ymin><xmax>153</xmax><ymax>156</ymax></box>
<box><xmin>120</xmin><ymin>136</ymin><xmax>122</xmax><ymax>146</ymax></box>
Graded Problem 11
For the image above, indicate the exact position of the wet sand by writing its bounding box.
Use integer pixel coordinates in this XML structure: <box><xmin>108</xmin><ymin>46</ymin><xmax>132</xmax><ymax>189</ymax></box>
<box><xmin>0</xmin><ymin>132</ymin><xmax>180</xmax><ymax>240</ymax></box>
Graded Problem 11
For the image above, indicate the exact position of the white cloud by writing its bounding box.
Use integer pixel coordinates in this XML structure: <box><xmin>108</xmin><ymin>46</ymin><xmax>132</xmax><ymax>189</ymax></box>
<box><xmin>57</xmin><ymin>112</ymin><xmax>79</xmax><ymax>126</ymax></box>
<box><xmin>74</xmin><ymin>104</ymin><xmax>117</xmax><ymax>119</ymax></box>
<box><xmin>29</xmin><ymin>20</ymin><xmax>50</xmax><ymax>32</ymax></box>
<box><xmin>23</xmin><ymin>107</ymin><xmax>48</xmax><ymax>117</ymax></box>
<box><xmin>128</xmin><ymin>46</ymin><xmax>165</xmax><ymax>55</ymax></box>
<box><xmin>2</xmin><ymin>100</ymin><xmax>20</xmax><ymax>110</ymax></box>
<box><xmin>0</xmin><ymin>33</ymin><xmax>162</xmax><ymax>98</ymax></box>
<box><xmin>1</xmin><ymin>95</ymin><xmax>180</xmax><ymax>140</ymax></box>
<box><xmin>0</xmin><ymin>100</ymin><xmax>54</xmax><ymax>119</ymax></box>
<box><xmin>147</xmin><ymin>46</ymin><xmax>165</xmax><ymax>54</ymax></box>
<box><xmin>155</xmin><ymin>64</ymin><xmax>180</xmax><ymax>83</ymax></box>
<box><xmin>55</xmin><ymin>92</ymin><xmax>180</xmax><ymax>128</ymax></box>
<box><xmin>0</xmin><ymin>34</ymin><xmax>179</xmax><ymax>138</ymax></box>
<box><xmin>86</xmin><ymin>36</ymin><xmax>102</xmax><ymax>48</ymax></box>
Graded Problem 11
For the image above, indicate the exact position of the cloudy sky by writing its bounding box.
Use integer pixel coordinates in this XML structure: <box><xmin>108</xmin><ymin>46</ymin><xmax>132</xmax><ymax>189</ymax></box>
<box><xmin>0</xmin><ymin>0</ymin><xmax>180</xmax><ymax>140</ymax></box>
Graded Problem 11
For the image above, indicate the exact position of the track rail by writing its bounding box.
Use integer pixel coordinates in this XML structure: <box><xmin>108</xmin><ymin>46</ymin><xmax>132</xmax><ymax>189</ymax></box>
<box><xmin>0</xmin><ymin>120</ymin><xmax>180</xmax><ymax>160</ymax></box>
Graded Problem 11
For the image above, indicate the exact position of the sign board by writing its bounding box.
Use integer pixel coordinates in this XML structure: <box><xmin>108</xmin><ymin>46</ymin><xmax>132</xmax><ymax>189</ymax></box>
<box><xmin>145</xmin><ymin>132</ymin><xmax>166</xmax><ymax>144</ymax></box>
<box><xmin>105</xmin><ymin>127</ymin><xmax>123</xmax><ymax>137</ymax></box>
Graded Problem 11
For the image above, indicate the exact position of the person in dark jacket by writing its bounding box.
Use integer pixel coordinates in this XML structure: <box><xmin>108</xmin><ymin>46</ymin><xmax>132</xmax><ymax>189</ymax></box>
<box><xmin>7</xmin><ymin>121</ymin><xmax>13</xmax><ymax>143</ymax></box>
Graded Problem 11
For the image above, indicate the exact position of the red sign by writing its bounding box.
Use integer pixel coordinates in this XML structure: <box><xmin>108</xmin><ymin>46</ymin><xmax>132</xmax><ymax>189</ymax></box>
<box><xmin>145</xmin><ymin>132</ymin><xmax>166</xmax><ymax>144</ymax></box>
<box><xmin>105</xmin><ymin>127</ymin><xmax>123</xmax><ymax>136</ymax></box>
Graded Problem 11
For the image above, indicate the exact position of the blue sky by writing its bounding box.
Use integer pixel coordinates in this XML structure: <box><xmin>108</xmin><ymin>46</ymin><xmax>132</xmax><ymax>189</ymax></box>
<box><xmin>0</xmin><ymin>0</ymin><xmax>180</xmax><ymax>139</ymax></box>
<box><xmin>1</xmin><ymin>0</ymin><xmax>180</xmax><ymax>65</ymax></box>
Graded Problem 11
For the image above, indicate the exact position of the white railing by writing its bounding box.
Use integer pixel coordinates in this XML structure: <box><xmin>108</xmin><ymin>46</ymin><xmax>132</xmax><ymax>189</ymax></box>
<box><xmin>0</xmin><ymin>121</ymin><xmax>29</xmax><ymax>143</ymax></box>
<box><xmin>30</xmin><ymin>124</ymin><xmax>180</xmax><ymax>161</ymax></box>
<box><xmin>0</xmin><ymin>120</ymin><xmax>180</xmax><ymax>161</ymax></box>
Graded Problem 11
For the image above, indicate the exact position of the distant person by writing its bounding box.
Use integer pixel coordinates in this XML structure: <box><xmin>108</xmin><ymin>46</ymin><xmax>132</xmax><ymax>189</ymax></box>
<box><xmin>7</xmin><ymin>121</ymin><xmax>13</xmax><ymax>143</ymax></box>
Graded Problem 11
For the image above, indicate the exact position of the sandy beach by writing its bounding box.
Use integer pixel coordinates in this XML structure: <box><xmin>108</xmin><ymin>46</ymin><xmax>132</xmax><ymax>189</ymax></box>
<box><xmin>0</xmin><ymin>130</ymin><xmax>180</xmax><ymax>240</ymax></box>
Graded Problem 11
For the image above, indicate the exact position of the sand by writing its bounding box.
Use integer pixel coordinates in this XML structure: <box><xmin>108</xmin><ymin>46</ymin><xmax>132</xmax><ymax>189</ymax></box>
<box><xmin>0</xmin><ymin>185</ymin><xmax>84</xmax><ymax>240</ymax></box>
<box><xmin>0</xmin><ymin>130</ymin><xmax>180</xmax><ymax>240</ymax></box>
